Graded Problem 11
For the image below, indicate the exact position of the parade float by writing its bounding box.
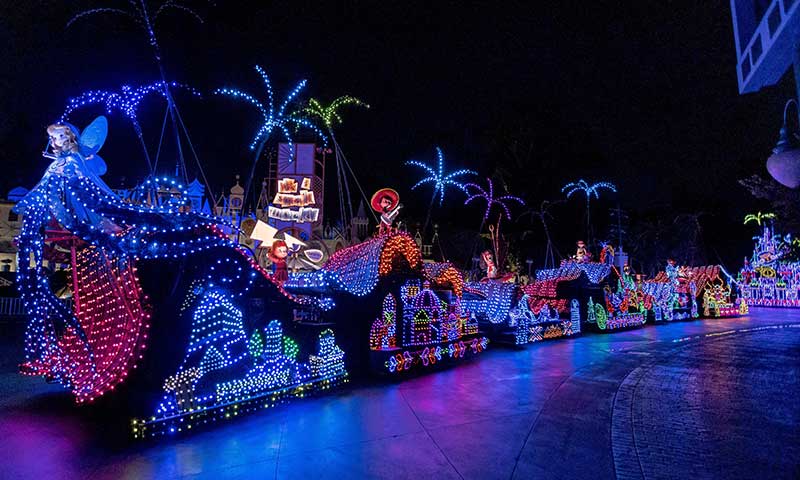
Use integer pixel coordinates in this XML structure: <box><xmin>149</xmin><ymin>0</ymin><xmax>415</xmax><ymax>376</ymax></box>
<box><xmin>458</xmin><ymin>279</ymin><xmax>573</xmax><ymax>346</ymax></box>
<box><xmin>13</xmin><ymin>45</ymin><xmax>497</xmax><ymax>439</ymax></box>
<box><xmin>536</xmin><ymin>259</ymin><xmax>645</xmax><ymax>333</ymax></box>
<box><xmin>643</xmin><ymin>261</ymin><xmax>699</xmax><ymax>321</ymax></box>
<box><xmin>550</xmin><ymin>180</ymin><xmax>648</xmax><ymax>331</ymax></box>
<box><xmin>600</xmin><ymin>260</ymin><xmax>650</xmax><ymax>328</ymax></box>
<box><xmin>255</xmin><ymin>147</ymin><xmax>490</xmax><ymax>376</ymax></box>
<box><xmin>14</xmin><ymin>117</ymin><xmax>351</xmax><ymax>439</ymax></box>
<box><xmin>462</xmin><ymin>243</ymin><xmax>645</xmax><ymax>345</ymax></box>
<box><xmin>458</xmin><ymin>177</ymin><xmax>582</xmax><ymax>345</ymax></box>
<box><xmin>643</xmin><ymin>262</ymin><xmax>744</xmax><ymax>320</ymax></box>
<box><xmin>282</xmin><ymin>190</ymin><xmax>488</xmax><ymax>375</ymax></box>
<box><xmin>14</xmin><ymin>115</ymin><xmax>490</xmax><ymax>441</ymax></box>
<box><xmin>701</xmin><ymin>276</ymin><xmax>744</xmax><ymax>317</ymax></box>
<box><xmin>738</xmin><ymin>221</ymin><xmax>800</xmax><ymax>308</ymax></box>
<box><xmin>530</xmin><ymin>240</ymin><xmax>647</xmax><ymax>333</ymax></box>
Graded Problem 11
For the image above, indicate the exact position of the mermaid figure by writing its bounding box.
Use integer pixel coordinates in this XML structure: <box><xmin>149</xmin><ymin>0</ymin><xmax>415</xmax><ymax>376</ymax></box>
<box><xmin>15</xmin><ymin>117</ymin><xmax>234</xmax><ymax>401</ymax></box>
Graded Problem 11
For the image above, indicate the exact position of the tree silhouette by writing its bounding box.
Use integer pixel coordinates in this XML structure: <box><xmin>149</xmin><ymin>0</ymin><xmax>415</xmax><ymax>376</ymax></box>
<box><xmin>60</xmin><ymin>82</ymin><xmax>200</xmax><ymax>174</ymax></box>
<box><xmin>521</xmin><ymin>200</ymin><xmax>563</xmax><ymax>269</ymax></box>
<box><xmin>743</xmin><ymin>211</ymin><xmax>776</xmax><ymax>226</ymax></box>
<box><xmin>464</xmin><ymin>178</ymin><xmax>525</xmax><ymax>272</ymax></box>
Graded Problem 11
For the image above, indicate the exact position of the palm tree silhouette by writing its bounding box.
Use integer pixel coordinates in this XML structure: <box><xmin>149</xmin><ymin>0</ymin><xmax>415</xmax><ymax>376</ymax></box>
<box><xmin>743</xmin><ymin>211</ymin><xmax>776</xmax><ymax>226</ymax></box>
<box><xmin>521</xmin><ymin>200</ymin><xmax>563</xmax><ymax>269</ymax></box>
<box><xmin>60</xmin><ymin>82</ymin><xmax>200</xmax><ymax>175</ymax></box>
<box><xmin>464</xmin><ymin>178</ymin><xmax>524</xmax><ymax>272</ymax></box>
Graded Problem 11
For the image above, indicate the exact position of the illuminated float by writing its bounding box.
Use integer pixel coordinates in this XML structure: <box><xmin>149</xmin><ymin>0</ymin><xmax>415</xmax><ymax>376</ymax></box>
<box><xmin>601</xmin><ymin>263</ymin><xmax>649</xmax><ymax>328</ymax></box>
<box><xmin>643</xmin><ymin>260</ymin><xmax>699</xmax><ymax>320</ymax></box>
<box><xmin>536</xmin><ymin>259</ymin><xmax>646</xmax><ymax>332</ymax></box>
<box><xmin>462</xmin><ymin>241</ymin><xmax>648</xmax><ymax>344</ymax></box>
<box><xmin>283</xmin><ymin>203</ymin><xmax>488</xmax><ymax>374</ymax></box>
<box><xmin>644</xmin><ymin>263</ymin><xmax>743</xmax><ymax>320</ymax></box>
<box><xmin>14</xmin><ymin>117</ymin><xmax>348</xmax><ymax>439</ymax></box>
<box><xmin>738</xmin><ymin>222</ymin><xmax>800</xmax><ymax>307</ymax></box>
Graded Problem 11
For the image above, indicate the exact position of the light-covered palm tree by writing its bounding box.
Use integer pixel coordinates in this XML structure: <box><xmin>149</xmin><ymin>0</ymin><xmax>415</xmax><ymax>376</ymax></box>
<box><xmin>215</xmin><ymin>66</ymin><xmax>325</xmax><ymax>210</ymax></box>
<box><xmin>562</xmin><ymin>179</ymin><xmax>616</xmax><ymax>247</ymax></box>
<box><xmin>407</xmin><ymin>147</ymin><xmax>476</xmax><ymax>234</ymax></box>
<box><xmin>300</xmin><ymin>96</ymin><xmax>374</xmax><ymax>233</ymax></box>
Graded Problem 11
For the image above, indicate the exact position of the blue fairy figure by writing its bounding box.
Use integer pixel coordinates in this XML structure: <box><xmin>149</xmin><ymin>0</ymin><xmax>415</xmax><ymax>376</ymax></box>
<box><xmin>17</xmin><ymin>116</ymin><xmax>230</xmax><ymax>257</ymax></box>
<box><xmin>17</xmin><ymin>116</ymin><xmax>121</xmax><ymax>238</ymax></box>
<box><xmin>14</xmin><ymin>117</ymin><xmax>231</xmax><ymax>389</ymax></box>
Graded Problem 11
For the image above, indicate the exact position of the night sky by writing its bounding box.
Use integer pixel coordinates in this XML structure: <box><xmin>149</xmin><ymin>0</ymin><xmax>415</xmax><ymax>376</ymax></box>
<box><xmin>0</xmin><ymin>1</ymin><xmax>796</xmax><ymax>272</ymax></box>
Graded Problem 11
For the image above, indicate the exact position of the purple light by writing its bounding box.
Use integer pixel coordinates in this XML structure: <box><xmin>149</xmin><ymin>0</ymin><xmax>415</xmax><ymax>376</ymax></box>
<box><xmin>464</xmin><ymin>178</ymin><xmax>525</xmax><ymax>220</ymax></box>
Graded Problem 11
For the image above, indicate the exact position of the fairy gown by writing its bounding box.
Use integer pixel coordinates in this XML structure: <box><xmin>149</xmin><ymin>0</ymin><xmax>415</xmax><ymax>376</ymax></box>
<box><xmin>15</xmin><ymin>117</ymin><xmax>233</xmax><ymax>401</ymax></box>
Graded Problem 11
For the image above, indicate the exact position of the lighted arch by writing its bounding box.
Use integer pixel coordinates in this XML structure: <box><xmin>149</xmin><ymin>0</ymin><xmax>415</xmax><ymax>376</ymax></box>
<box><xmin>378</xmin><ymin>234</ymin><xmax>422</xmax><ymax>276</ymax></box>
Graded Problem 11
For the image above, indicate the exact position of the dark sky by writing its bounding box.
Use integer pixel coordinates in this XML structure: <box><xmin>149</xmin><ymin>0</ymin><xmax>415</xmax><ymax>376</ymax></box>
<box><xmin>0</xmin><ymin>1</ymin><xmax>795</xmax><ymax>269</ymax></box>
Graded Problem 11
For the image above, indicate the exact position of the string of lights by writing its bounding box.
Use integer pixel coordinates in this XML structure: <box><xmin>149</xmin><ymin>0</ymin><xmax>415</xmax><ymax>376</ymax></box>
<box><xmin>406</xmin><ymin>147</ymin><xmax>476</xmax><ymax>206</ymax></box>
<box><xmin>463</xmin><ymin>178</ymin><xmax>525</xmax><ymax>221</ymax></box>
<box><xmin>214</xmin><ymin>65</ymin><xmax>327</xmax><ymax>153</ymax></box>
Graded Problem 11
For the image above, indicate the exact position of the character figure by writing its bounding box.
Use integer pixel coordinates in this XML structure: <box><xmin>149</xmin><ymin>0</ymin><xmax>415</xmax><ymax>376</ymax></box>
<box><xmin>574</xmin><ymin>240</ymin><xmax>591</xmax><ymax>263</ymax></box>
<box><xmin>600</xmin><ymin>242</ymin><xmax>615</xmax><ymax>266</ymax></box>
<box><xmin>14</xmin><ymin>116</ymin><xmax>234</xmax><ymax>398</ymax></box>
<box><xmin>480</xmin><ymin>249</ymin><xmax>498</xmax><ymax>280</ymax></box>
<box><xmin>666</xmin><ymin>258</ymin><xmax>678</xmax><ymax>276</ymax></box>
<box><xmin>19</xmin><ymin>119</ymin><xmax>119</xmax><ymax>235</ymax></box>
<box><xmin>269</xmin><ymin>239</ymin><xmax>289</xmax><ymax>284</ymax></box>
<box><xmin>371</xmin><ymin>188</ymin><xmax>402</xmax><ymax>235</ymax></box>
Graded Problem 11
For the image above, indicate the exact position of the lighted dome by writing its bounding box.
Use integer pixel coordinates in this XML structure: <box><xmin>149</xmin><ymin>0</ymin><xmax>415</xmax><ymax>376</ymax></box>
<box><xmin>413</xmin><ymin>282</ymin><xmax>441</xmax><ymax>311</ymax></box>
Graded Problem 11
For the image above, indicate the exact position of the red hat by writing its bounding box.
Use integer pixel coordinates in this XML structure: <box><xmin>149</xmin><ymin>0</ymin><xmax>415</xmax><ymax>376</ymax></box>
<box><xmin>370</xmin><ymin>188</ymin><xmax>400</xmax><ymax>212</ymax></box>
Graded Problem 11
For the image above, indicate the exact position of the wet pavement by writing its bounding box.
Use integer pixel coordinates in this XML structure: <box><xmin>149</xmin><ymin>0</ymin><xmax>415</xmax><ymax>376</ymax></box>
<box><xmin>0</xmin><ymin>308</ymin><xmax>798</xmax><ymax>479</ymax></box>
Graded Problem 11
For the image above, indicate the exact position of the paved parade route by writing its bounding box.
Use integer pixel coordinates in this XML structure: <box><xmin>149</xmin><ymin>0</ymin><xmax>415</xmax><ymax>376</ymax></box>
<box><xmin>0</xmin><ymin>309</ymin><xmax>798</xmax><ymax>480</ymax></box>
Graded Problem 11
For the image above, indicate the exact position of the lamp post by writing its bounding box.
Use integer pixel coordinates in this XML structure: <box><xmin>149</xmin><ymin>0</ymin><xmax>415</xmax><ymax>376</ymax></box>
<box><xmin>767</xmin><ymin>99</ymin><xmax>800</xmax><ymax>188</ymax></box>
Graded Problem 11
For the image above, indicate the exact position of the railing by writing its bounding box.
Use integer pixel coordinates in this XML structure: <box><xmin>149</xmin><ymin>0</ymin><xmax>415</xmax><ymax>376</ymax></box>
<box><xmin>0</xmin><ymin>297</ymin><xmax>25</xmax><ymax>316</ymax></box>
<box><xmin>0</xmin><ymin>297</ymin><xmax>73</xmax><ymax>317</ymax></box>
